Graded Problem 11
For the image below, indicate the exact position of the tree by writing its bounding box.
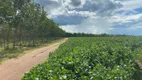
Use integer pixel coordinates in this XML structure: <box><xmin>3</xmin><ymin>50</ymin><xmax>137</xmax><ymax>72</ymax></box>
<box><xmin>0</xmin><ymin>0</ymin><xmax>65</xmax><ymax>49</ymax></box>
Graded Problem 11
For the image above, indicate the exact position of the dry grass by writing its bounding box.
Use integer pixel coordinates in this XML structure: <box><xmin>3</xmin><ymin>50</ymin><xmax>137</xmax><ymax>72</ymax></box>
<box><xmin>0</xmin><ymin>38</ymin><xmax>65</xmax><ymax>63</ymax></box>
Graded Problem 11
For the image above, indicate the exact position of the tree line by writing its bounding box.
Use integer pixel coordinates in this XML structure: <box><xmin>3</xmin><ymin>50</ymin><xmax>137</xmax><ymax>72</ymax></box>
<box><xmin>65</xmin><ymin>32</ymin><xmax>129</xmax><ymax>37</ymax></box>
<box><xmin>0</xmin><ymin>0</ymin><xmax>65</xmax><ymax>49</ymax></box>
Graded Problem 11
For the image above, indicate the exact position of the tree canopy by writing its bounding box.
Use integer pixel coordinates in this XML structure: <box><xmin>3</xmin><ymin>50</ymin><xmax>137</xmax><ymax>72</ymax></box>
<box><xmin>0</xmin><ymin>0</ymin><xmax>65</xmax><ymax>49</ymax></box>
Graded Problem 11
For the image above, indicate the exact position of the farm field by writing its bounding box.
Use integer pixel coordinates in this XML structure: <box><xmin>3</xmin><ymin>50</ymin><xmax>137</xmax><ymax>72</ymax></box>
<box><xmin>22</xmin><ymin>37</ymin><xmax>142</xmax><ymax>80</ymax></box>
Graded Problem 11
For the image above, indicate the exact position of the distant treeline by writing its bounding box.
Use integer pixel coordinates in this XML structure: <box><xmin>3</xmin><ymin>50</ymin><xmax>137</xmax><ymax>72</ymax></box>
<box><xmin>0</xmin><ymin>0</ymin><xmax>65</xmax><ymax>49</ymax></box>
<box><xmin>65</xmin><ymin>32</ymin><xmax>129</xmax><ymax>37</ymax></box>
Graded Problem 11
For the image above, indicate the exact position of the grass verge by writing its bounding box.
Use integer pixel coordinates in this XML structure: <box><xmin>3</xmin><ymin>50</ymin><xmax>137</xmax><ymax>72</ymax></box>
<box><xmin>0</xmin><ymin>38</ymin><xmax>65</xmax><ymax>64</ymax></box>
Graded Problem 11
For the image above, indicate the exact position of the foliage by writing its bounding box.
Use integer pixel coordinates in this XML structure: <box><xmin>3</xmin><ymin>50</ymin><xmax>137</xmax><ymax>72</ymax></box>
<box><xmin>65</xmin><ymin>32</ymin><xmax>128</xmax><ymax>37</ymax></box>
<box><xmin>22</xmin><ymin>37</ymin><xmax>142</xmax><ymax>80</ymax></box>
<box><xmin>0</xmin><ymin>0</ymin><xmax>65</xmax><ymax>49</ymax></box>
<box><xmin>0</xmin><ymin>38</ymin><xmax>63</xmax><ymax>62</ymax></box>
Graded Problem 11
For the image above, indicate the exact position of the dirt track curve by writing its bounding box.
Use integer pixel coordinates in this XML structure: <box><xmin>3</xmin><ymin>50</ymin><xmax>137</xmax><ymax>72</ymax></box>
<box><xmin>0</xmin><ymin>38</ymin><xmax>68</xmax><ymax>80</ymax></box>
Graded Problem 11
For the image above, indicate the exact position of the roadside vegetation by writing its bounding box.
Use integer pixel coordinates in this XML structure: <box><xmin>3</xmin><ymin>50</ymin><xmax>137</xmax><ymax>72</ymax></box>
<box><xmin>0</xmin><ymin>0</ymin><xmax>65</xmax><ymax>62</ymax></box>
<box><xmin>0</xmin><ymin>38</ymin><xmax>64</xmax><ymax>63</ymax></box>
<box><xmin>22</xmin><ymin>37</ymin><xmax>142</xmax><ymax>80</ymax></box>
<box><xmin>1</xmin><ymin>0</ymin><xmax>142</xmax><ymax>80</ymax></box>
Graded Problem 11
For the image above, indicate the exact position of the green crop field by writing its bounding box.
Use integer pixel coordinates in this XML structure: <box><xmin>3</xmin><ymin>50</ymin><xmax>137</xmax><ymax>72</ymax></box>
<box><xmin>22</xmin><ymin>37</ymin><xmax>142</xmax><ymax>80</ymax></box>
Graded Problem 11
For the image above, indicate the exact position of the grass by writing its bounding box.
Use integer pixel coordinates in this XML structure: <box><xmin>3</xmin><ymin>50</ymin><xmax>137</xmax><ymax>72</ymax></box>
<box><xmin>0</xmin><ymin>38</ymin><xmax>65</xmax><ymax>64</ymax></box>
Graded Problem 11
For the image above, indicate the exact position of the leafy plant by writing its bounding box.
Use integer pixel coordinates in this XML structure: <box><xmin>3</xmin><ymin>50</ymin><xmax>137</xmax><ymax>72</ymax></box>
<box><xmin>22</xmin><ymin>37</ymin><xmax>142</xmax><ymax>80</ymax></box>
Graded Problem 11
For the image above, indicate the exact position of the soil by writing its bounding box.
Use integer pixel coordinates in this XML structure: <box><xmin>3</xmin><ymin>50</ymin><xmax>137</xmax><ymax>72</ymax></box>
<box><xmin>0</xmin><ymin>38</ymin><xmax>68</xmax><ymax>80</ymax></box>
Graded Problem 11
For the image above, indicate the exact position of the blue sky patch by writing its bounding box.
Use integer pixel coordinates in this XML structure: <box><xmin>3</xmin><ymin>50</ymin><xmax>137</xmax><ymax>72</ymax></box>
<box><xmin>36</xmin><ymin>0</ymin><xmax>142</xmax><ymax>35</ymax></box>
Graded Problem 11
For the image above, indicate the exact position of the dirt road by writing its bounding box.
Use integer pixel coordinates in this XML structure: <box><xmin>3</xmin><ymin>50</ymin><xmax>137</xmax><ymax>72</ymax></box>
<box><xmin>0</xmin><ymin>38</ymin><xmax>68</xmax><ymax>80</ymax></box>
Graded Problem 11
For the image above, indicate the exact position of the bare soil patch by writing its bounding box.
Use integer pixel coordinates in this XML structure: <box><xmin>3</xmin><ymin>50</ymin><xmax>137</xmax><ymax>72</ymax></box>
<box><xmin>0</xmin><ymin>38</ymin><xmax>68</xmax><ymax>80</ymax></box>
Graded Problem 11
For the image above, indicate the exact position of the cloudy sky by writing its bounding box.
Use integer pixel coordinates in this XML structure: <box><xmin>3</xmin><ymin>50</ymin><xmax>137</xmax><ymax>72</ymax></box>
<box><xmin>35</xmin><ymin>0</ymin><xmax>142</xmax><ymax>35</ymax></box>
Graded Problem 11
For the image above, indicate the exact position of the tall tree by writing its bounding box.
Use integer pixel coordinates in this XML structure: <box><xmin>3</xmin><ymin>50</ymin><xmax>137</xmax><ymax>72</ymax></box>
<box><xmin>0</xmin><ymin>0</ymin><xmax>66</xmax><ymax>49</ymax></box>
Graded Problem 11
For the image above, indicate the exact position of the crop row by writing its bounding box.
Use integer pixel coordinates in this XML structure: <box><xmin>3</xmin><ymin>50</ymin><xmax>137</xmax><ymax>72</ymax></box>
<box><xmin>22</xmin><ymin>37</ymin><xmax>142</xmax><ymax>80</ymax></box>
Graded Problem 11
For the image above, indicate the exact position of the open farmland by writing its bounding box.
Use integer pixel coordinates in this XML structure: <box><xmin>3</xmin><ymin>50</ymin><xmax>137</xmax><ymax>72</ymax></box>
<box><xmin>22</xmin><ymin>37</ymin><xmax>142</xmax><ymax>80</ymax></box>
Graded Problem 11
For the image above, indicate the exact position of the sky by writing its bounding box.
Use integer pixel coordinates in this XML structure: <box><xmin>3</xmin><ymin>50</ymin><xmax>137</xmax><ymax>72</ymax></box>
<box><xmin>35</xmin><ymin>0</ymin><xmax>142</xmax><ymax>35</ymax></box>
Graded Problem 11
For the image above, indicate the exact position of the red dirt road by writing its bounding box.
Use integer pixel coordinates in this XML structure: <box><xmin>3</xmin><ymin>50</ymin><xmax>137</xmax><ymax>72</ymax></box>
<box><xmin>0</xmin><ymin>38</ymin><xmax>67</xmax><ymax>80</ymax></box>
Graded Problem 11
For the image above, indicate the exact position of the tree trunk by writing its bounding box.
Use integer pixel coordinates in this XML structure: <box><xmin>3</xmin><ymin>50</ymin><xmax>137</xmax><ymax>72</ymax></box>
<box><xmin>13</xmin><ymin>28</ymin><xmax>17</xmax><ymax>49</ymax></box>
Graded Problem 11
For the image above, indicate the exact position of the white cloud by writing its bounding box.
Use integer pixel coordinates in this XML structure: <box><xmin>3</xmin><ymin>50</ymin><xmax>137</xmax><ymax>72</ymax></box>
<box><xmin>129</xmin><ymin>22</ymin><xmax>142</xmax><ymax>30</ymax></box>
<box><xmin>68</xmin><ymin>10</ymin><xmax>96</xmax><ymax>17</ymax></box>
<box><xmin>118</xmin><ymin>0</ymin><xmax>142</xmax><ymax>11</ymax></box>
<box><xmin>36</xmin><ymin>0</ymin><xmax>142</xmax><ymax>35</ymax></box>
<box><xmin>60</xmin><ymin>17</ymin><xmax>113</xmax><ymax>34</ymax></box>
<box><xmin>110</xmin><ymin>13</ymin><xmax>142</xmax><ymax>23</ymax></box>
